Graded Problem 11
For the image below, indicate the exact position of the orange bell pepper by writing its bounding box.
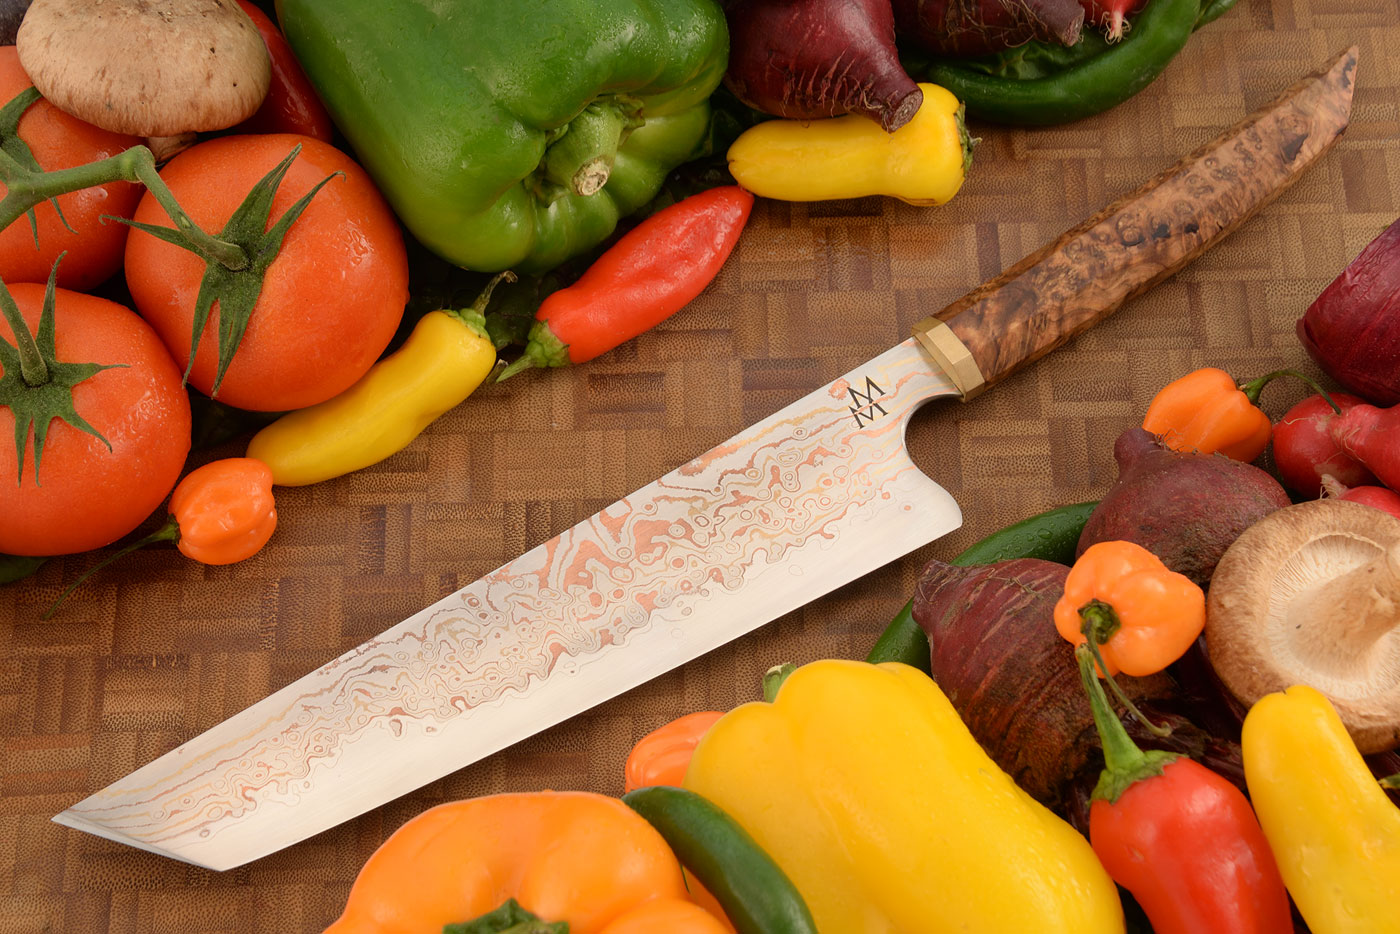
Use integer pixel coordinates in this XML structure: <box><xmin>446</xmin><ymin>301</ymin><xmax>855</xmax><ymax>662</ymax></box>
<box><xmin>625</xmin><ymin>711</ymin><xmax>725</xmax><ymax>793</ymax></box>
<box><xmin>1142</xmin><ymin>367</ymin><xmax>1272</xmax><ymax>462</ymax></box>
<box><xmin>1054</xmin><ymin>540</ymin><xmax>1205</xmax><ymax>677</ymax></box>
<box><xmin>326</xmin><ymin>790</ymin><xmax>728</xmax><ymax>934</ymax></box>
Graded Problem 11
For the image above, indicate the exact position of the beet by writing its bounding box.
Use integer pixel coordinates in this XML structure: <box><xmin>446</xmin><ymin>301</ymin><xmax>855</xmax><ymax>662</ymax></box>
<box><xmin>723</xmin><ymin>0</ymin><xmax>924</xmax><ymax>132</ymax></box>
<box><xmin>1298</xmin><ymin>216</ymin><xmax>1400</xmax><ymax>407</ymax></box>
<box><xmin>892</xmin><ymin>0</ymin><xmax>1084</xmax><ymax>57</ymax></box>
<box><xmin>1078</xmin><ymin>428</ymin><xmax>1292</xmax><ymax>588</ymax></box>
<box><xmin>912</xmin><ymin>557</ymin><xmax>1178</xmax><ymax>808</ymax></box>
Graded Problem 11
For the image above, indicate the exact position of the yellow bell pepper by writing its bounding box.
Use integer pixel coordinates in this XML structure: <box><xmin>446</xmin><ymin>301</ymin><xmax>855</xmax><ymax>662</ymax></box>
<box><xmin>682</xmin><ymin>660</ymin><xmax>1124</xmax><ymax>934</ymax></box>
<box><xmin>725</xmin><ymin>83</ymin><xmax>972</xmax><ymax>205</ymax></box>
<box><xmin>246</xmin><ymin>273</ymin><xmax>510</xmax><ymax>486</ymax></box>
<box><xmin>1241</xmin><ymin>684</ymin><xmax>1400</xmax><ymax>934</ymax></box>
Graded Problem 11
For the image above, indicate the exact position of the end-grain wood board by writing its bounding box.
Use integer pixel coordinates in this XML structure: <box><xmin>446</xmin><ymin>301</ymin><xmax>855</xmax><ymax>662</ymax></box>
<box><xmin>4</xmin><ymin>3</ymin><xmax>1400</xmax><ymax>929</ymax></box>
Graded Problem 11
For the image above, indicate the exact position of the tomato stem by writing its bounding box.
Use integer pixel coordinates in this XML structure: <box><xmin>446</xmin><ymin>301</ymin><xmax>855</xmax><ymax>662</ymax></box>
<box><xmin>0</xmin><ymin>274</ymin><xmax>47</xmax><ymax>386</ymax></box>
<box><xmin>0</xmin><ymin>91</ymin><xmax>249</xmax><ymax>273</ymax></box>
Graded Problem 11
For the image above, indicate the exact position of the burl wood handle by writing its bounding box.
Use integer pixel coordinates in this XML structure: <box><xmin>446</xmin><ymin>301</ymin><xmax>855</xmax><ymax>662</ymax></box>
<box><xmin>914</xmin><ymin>46</ymin><xmax>1357</xmax><ymax>399</ymax></box>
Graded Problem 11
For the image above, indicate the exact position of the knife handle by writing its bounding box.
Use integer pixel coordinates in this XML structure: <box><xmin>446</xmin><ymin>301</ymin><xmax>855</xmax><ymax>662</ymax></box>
<box><xmin>914</xmin><ymin>46</ymin><xmax>1356</xmax><ymax>400</ymax></box>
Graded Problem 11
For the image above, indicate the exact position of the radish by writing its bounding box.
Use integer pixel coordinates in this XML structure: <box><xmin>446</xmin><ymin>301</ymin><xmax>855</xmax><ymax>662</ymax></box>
<box><xmin>723</xmin><ymin>0</ymin><xmax>924</xmax><ymax>132</ymax></box>
<box><xmin>1077</xmin><ymin>0</ymin><xmax>1146</xmax><ymax>41</ymax></box>
<box><xmin>892</xmin><ymin>0</ymin><xmax>1084</xmax><ymax>57</ymax></box>
<box><xmin>1271</xmin><ymin>392</ymin><xmax>1378</xmax><ymax>499</ymax></box>
<box><xmin>1321</xmin><ymin>475</ymin><xmax>1400</xmax><ymax>521</ymax></box>
<box><xmin>1328</xmin><ymin>402</ymin><xmax>1400</xmax><ymax>491</ymax></box>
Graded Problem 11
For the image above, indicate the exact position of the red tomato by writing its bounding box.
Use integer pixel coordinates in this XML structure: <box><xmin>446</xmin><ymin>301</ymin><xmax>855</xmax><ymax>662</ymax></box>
<box><xmin>0</xmin><ymin>284</ymin><xmax>191</xmax><ymax>556</ymax></box>
<box><xmin>123</xmin><ymin>134</ymin><xmax>408</xmax><ymax>412</ymax></box>
<box><xmin>232</xmin><ymin>0</ymin><xmax>336</xmax><ymax>142</ymax></box>
<box><xmin>0</xmin><ymin>46</ymin><xmax>144</xmax><ymax>290</ymax></box>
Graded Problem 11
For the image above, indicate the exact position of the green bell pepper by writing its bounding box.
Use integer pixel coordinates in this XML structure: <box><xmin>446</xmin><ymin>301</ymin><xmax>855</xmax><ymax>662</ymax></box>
<box><xmin>275</xmin><ymin>0</ymin><xmax>729</xmax><ymax>274</ymax></box>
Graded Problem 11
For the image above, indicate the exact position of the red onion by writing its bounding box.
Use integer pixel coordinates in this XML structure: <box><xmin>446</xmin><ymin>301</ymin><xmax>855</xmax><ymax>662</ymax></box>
<box><xmin>1298</xmin><ymin>217</ymin><xmax>1400</xmax><ymax>407</ymax></box>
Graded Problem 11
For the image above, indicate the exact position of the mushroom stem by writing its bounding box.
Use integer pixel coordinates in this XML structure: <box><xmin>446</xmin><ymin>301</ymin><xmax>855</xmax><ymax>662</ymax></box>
<box><xmin>1288</xmin><ymin>542</ymin><xmax>1400</xmax><ymax>680</ymax></box>
<box><xmin>0</xmin><ymin>144</ymin><xmax>248</xmax><ymax>271</ymax></box>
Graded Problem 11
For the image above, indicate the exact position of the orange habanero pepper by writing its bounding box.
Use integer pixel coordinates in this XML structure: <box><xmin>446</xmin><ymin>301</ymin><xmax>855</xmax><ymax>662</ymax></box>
<box><xmin>45</xmin><ymin>457</ymin><xmax>277</xmax><ymax>617</ymax></box>
<box><xmin>1054</xmin><ymin>541</ymin><xmax>1205</xmax><ymax>677</ymax></box>
<box><xmin>1142</xmin><ymin>367</ymin><xmax>1273</xmax><ymax>462</ymax></box>
<box><xmin>625</xmin><ymin>711</ymin><xmax>725</xmax><ymax>793</ymax></box>
<box><xmin>327</xmin><ymin>791</ymin><xmax>729</xmax><ymax>934</ymax></box>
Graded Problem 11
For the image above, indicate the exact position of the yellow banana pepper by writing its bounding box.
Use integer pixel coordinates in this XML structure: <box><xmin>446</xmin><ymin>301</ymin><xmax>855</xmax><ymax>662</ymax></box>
<box><xmin>246</xmin><ymin>274</ymin><xmax>511</xmax><ymax>486</ymax></box>
<box><xmin>1241</xmin><ymin>684</ymin><xmax>1400</xmax><ymax>934</ymax></box>
<box><xmin>725</xmin><ymin>83</ymin><xmax>972</xmax><ymax>205</ymax></box>
<box><xmin>682</xmin><ymin>660</ymin><xmax>1124</xmax><ymax>934</ymax></box>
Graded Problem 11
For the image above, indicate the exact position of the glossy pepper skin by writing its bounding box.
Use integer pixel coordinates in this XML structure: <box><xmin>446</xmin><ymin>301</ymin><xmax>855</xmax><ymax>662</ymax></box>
<box><xmin>683</xmin><ymin>660</ymin><xmax>1125</xmax><ymax>933</ymax></box>
<box><xmin>1242</xmin><ymin>685</ymin><xmax>1400</xmax><ymax>934</ymax></box>
<box><xmin>1142</xmin><ymin>367</ymin><xmax>1272</xmax><ymax>461</ymax></box>
<box><xmin>245</xmin><ymin>275</ymin><xmax>509</xmax><ymax>487</ymax></box>
<box><xmin>1054</xmin><ymin>540</ymin><xmax>1206</xmax><ymax>676</ymax></box>
<box><xmin>326</xmin><ymin>791</ymin><xmax>728</xmax><ymax>934</ymax></box>
<box><xmin>626</xmin><ymin>711</ymin><xmax>725</xmax><ymax>793</ymax></box>
<box><xmin>233</xmin><ymin>0</ymin><xmax>334</xmax><ymax>141</ymax></box>
<box><xmin>168</xmin><ymin>457</ymin><xmax>277</xmax><ymax>565</ymax></box>
<box><xmin>726</xmin><ymin>83</ymin><xmax>971</xmax><ymax>205</ymax></box>
<box><xmin>274</xmin><ymin>0</ymin><xmax>728</xmax><ymax>274</ymax></box>
<box><xmin>1077</xmin><ymin>647</ymin><xmax>1292</xmax><ymax>934</ymax></box>
<box><xmin>500</xmin><ymin>185</ymin><xmax>753</xmax><ymax>379</ymax></box>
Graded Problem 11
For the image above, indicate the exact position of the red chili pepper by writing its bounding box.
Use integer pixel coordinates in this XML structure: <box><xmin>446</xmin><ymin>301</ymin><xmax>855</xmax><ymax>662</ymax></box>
<box><xmin>233</xmin><ymin>0</ymin><xmax>336</xmax><ymax>142</ymax></box>
<box><xmin>44</xmin><ymin>458</ymin><xmax>278</xmax><ymax>617</ymax></box>
<box><xmin>497</xmin><ymin>185</ymin><xmax>754</xmax><ymax>380</ymax></box>
<box><xmin>1075</xmin><ymin>645</ymin><xmax>1292</xmax><ymax>934</ymax></box>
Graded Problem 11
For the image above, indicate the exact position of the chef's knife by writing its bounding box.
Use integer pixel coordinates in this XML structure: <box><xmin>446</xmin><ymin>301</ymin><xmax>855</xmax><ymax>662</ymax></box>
<box><xmin>54</xmin><ymin>47</ymin><xmax>1357</xmax><ymax>870</ymax></box>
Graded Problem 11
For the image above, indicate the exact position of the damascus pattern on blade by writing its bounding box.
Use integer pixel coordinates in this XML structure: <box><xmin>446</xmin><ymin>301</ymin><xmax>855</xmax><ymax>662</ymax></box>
<box><xmin>59</xmin><ymin>339</ymin><xmax>960</xmax><ymax>862</ymax></box>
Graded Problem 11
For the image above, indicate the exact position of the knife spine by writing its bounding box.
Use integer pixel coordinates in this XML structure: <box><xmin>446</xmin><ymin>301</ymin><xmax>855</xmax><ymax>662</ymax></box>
<box><xmin>932</xmin><ymin>46</ymin><xmax>1356</xmax><ymax>391</ymax></box>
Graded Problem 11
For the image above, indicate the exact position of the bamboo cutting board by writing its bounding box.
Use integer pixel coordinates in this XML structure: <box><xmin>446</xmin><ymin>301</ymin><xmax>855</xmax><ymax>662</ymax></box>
<box><xmin>4</xmin><ymin>2</ymin><xmax>1400</xmax><ymax>929</ymax></box>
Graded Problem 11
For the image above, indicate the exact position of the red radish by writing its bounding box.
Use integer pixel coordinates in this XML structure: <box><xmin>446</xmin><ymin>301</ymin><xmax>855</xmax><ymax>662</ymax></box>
<box><xmin>1321</xmin><ymin>475</ymin><xmax>1400</xmax><ymax>521</ymax></box>
<box><xmin>1328</xmin><ymin>402</ymin><xmax>1400</xmax><ymax>491</ymax></box>
<box><xmin>1078</xmin><ymin>0</ymin><xmax>1146</xmax><ymax>40</ymax></box>
<box><xmin>892</xmin><ymin>0</ymin><xmax>1084</xmax><ymax>57</ymax></box>
<box><xmin>724</xmin><ymin>0</ymin><xmax>924</xmax><ymax>132</ymax></box>
<box><xmin>1271</xmin><ymin>392</ymin><xmax>1378</xmax><ymax>498</ymax></box>
<box><xmin>1298</xmin><ymin>216</ymin><xmax>1400</xmax><ymax>407</ymax></box>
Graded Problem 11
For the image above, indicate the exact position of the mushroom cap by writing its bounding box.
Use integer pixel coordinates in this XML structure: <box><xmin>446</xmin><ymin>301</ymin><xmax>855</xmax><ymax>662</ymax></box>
<box><xmin>16</xmin><ymin>0</ymin><xmax>271</xmax><ymax>137</ymax></box>
<box><xmin>1206</xmin><ymin>498</ymin><xmax>1400</xmax><ymax>753</ymax></box>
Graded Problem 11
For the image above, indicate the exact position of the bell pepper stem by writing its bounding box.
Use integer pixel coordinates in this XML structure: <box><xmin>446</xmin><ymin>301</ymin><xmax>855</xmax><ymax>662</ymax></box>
<box><xmin>1380</xmin><ymin>773</ymin><xmax>1400</xmax><ymax>791</ymax></box>
<box><xmin>1079</xmin><ymin>602</ymin><xmax>1173</xmax><ymax>738</ymax></box>
<box><xmin>1238</xmin><ymin>368</ymin><xmax>1340</xmax><ymax>414</ymax></box>
<box><xmin>0</xmin><ymin>143</ymin><xmax>249</xmax><ymax>272</ymax></box>
<box><xmin>43</xmin><ymin>517</ymin><xmax>181</xmax><ymax>619</ymax></box>
<box><xmin>0</xmin><ymin>275</ymin><xmax>47</xmax><ymax>386</ymax></box>
<box><xmin>442</xmin><ymin>897</ymin><xmax>568</xmax><ymax>934</ymax></box>
<box><xmin>543</xmin><ymin>95</ymin><xmax>645</xmax><ymax>197</ymax></box>
<box><xmin>763</xmin><ymin>662</ymin><xmax>797</xmax><ymax>702</ymax></box>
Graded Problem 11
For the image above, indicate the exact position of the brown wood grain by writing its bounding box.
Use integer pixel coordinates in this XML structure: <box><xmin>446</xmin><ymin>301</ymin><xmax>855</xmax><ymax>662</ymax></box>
<box><xmin>937</xmin><ymin>46</ymin><xmax>1357</xmax><ymax>390</ymax></box>
<box><xmin>4</xmin><ymin>3</ymin><xmax>1400</xmax><ymax>930</ymax></box>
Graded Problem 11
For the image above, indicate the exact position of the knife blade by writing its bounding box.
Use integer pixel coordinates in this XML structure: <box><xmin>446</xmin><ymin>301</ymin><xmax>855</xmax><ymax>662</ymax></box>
<box><xmin>54</xmin><ymin>46</ymin><xmax>1357</xmax><ymax>871</ymax></box>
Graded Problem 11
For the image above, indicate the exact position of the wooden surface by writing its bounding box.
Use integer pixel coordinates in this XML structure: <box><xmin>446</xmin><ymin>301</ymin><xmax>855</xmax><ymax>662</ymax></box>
<box><xmin>4</xmin><ymin>2</ymin><xmax>1400</xmax><ymax>930</ymax></box>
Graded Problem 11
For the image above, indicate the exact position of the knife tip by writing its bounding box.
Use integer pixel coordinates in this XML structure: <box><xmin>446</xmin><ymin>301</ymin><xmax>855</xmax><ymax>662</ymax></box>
<box><xmin>52</xmin><ymin>808</ymin><xmax>224</xmax><ymax>871</ymax></box>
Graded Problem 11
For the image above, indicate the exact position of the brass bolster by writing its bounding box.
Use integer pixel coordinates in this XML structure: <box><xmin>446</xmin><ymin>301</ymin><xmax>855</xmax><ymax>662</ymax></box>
<box><xmin>912</xmin><ymin>317</ymin><xmax>986</xmax><ymax>400</ymax></box>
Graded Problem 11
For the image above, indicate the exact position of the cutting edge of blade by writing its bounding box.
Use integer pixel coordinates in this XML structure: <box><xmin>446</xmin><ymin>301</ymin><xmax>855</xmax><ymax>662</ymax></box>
<box><xmin>52</xmin><ymin>808</ymin><xmax>218</xmax><ymax>870</ymax></box>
